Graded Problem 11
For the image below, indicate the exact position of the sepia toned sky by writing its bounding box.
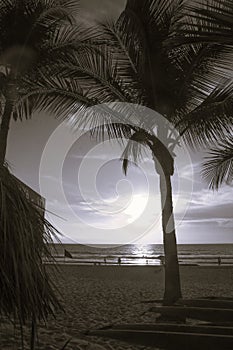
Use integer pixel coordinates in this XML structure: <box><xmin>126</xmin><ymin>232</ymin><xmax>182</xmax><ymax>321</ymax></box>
<box><xmin>6</xmin><ymin>0</ymin><xmax>233</xmax><ymax>245</ymax></box>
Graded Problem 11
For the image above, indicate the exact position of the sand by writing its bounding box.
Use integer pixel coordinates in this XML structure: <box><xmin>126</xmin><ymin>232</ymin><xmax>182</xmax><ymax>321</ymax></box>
<box><xmin>1</xmin><ymin>265</ymin><xmax>233</xmax><ymax>349</ymax></box>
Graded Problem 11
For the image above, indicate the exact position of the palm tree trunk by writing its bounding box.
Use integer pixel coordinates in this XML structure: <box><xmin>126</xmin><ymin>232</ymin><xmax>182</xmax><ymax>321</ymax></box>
<box><xmin>159</xmin><ymin>173</ymin><xmax>182</xmax><ymax>305</ymax></box>
<box><xmin>0</xmin><ymin>99</ymin><xmax>13</xmax><ymax>166</ymax></box>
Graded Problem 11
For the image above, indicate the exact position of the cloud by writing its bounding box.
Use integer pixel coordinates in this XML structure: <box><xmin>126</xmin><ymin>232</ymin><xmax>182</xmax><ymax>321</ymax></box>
<box><xmin>78</xmin><ymin>0</ymin><xmax>126</xmax><ymax>25</ymax></box>
<box><xmin>69</xmin><ymin>154</ymin><xmax>110</xmax><ymax>161</ymax></box>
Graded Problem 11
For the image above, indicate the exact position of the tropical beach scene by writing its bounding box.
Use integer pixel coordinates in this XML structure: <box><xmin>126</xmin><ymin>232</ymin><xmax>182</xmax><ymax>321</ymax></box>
<box><xmin>1</xmin><ymin>0</ymin><xmax>233</xmax><ymax>349</ymax></box>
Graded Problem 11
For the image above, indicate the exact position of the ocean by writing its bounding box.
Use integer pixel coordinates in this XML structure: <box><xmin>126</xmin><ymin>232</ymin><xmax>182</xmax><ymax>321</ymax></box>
<box><xmin>48</xmin><ymin>243</ymin><xmax>233</xmax><ymax>266</ymax></box>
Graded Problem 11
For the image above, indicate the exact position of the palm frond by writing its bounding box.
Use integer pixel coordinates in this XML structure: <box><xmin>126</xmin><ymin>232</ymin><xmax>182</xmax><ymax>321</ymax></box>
<box><xmin>30</xmin><ymin>0</ymin><xmax>80</xmax><ymax>28</ymax></box>
<box><xmin>167</xmin><ymin>3</ymin><xmax>233</xmax><ymax>119</ymax></box>
<box><xmin>0</xmin><ymin>165</ymin><xmax>62</xmax><ymax>329</ymax></box>
<box><xmin>121</xmin><ymin>131</ymin><xmax>149</xmax><ymax>175</ymax></box>
<box><xmin>0</xmin><ymin>0</ymin><xmax>78</xmax><ymax>48</ymax></box>
<box><xmin>45</xmin><ymin>24</ymin><xmax>97</xmax><ymax>54</ymax></box>
<box><xmin>119</xmin><ymin>0</ymin><xmax>185</xmax><ymax>112</ymax></box>
<box><xmin>87</xmin><ymin>21</ymin><xmax>147</xmax><ymax>104</ymax></box>
<box><xmin>202</xmin><ymin>137</ymin><xmax>233</xmax><ymax>189</ymax></box>
<box><xmin>183</xmin><ymin>0</ymin><xmax>233</xmax><ymax>45</ymax></box>
<box><xmin>24</xmin><ymin>25</ymin><xmax>100</xmax><ymax>86</ymax></box>
<box><xmin>17</xmin><ymin>76</ymin><xmax>138</xmax><ymax>142</ymax></box>
<box><xmin>0</xmin><ymin>0</ymin><xmax>81</xmax><ymax>82</ymax></box>
<box><xmin>177</xmin><ymin>79</ymin><xmax>233</xmax><ymax>147</ymax></box>
<box><xmin>54</xmin><ymin>46</ymin><xmax>141</xmax><ymax>104</ymax></box>
<box><xmin>15</xmin><ymin>74</ymin><xmax>94</xmax><ymax>120</ymax></box>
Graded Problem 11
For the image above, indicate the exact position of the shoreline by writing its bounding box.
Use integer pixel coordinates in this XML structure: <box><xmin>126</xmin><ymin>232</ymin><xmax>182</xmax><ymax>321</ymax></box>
<box><xmin>45</xmin><ymin>261</ymin><xmax>233</xmax><ymax>267</ymax></box>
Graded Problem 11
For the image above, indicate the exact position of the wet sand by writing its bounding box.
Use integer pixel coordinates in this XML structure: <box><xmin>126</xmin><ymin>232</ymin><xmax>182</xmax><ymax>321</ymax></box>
<box><xmin>1</xmin><ymin>265</ymin><xmax>233</xmax><ymax>349</ymax></box>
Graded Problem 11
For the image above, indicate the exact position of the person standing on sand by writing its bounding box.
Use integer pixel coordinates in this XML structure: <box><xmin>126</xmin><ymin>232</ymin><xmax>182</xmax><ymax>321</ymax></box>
<box><xmin>118</xmin><ymin>257</ymin><xmax>121</xmax><ymax>265</ymax></box>
<box><xmin>218</xmin><ymin>257</ymin><xmax>221</xmax><ymax>266</ymax></box>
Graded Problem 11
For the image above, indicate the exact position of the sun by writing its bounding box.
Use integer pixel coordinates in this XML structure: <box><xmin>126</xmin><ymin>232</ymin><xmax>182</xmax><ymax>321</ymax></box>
<box><xmin>124</xmin><ymin>193</ymin><xmax>148</xmax><ymax>222</ymax></box>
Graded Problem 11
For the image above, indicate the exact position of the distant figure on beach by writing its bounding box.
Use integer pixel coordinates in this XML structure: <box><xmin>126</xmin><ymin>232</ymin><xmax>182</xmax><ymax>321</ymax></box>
<box><xmin>118</xmin><ymin>257</ymin><xmax>121</xmax><ymax>265</ymax></box>
<box><xmin>104</xmin><ymin>257</ymin><xmax>106</xmax><ymax>264</ymax></box>
<box><xmin>218</xmin><ymin>256</ymin><xmax>221</xmax><ymax>266</ymax></box>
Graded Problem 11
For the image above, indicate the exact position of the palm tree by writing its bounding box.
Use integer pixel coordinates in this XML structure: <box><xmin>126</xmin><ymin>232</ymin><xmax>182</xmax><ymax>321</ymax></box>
<box><xmin>0</xmin><ymin>0</ymin><xmax>85</xmax><ymax>346</ymax></box>
<box><xmin>0</xmin><ymin>0</ymin><xmax>82</xmax><ymax>166</ymax></box>
<box><xmin>28</xmin><ymin>0</ymin><xmax>233</xmax><ymax>304</ymax></box>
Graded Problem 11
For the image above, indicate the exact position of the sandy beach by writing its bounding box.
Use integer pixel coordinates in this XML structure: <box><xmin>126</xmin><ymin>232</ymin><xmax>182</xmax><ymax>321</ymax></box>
<box><xmin>1</xmin><ymin>265</ymin><xmax>233</xmax><ymax>349</ymax></box>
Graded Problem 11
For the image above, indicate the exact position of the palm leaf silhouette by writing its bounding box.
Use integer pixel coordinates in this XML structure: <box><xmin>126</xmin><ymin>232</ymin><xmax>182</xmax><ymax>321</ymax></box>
<box><xmin>202</xmin><ymin>136</ymin><xmax>233</xmax><ymax>189</ymax></box>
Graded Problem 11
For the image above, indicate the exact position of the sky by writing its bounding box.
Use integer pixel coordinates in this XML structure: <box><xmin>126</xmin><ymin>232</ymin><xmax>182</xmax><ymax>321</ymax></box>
<box><xmin>6</xmin><ymin>0</ymin><xmax>233</xmax><ymax>245</ymax></box>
